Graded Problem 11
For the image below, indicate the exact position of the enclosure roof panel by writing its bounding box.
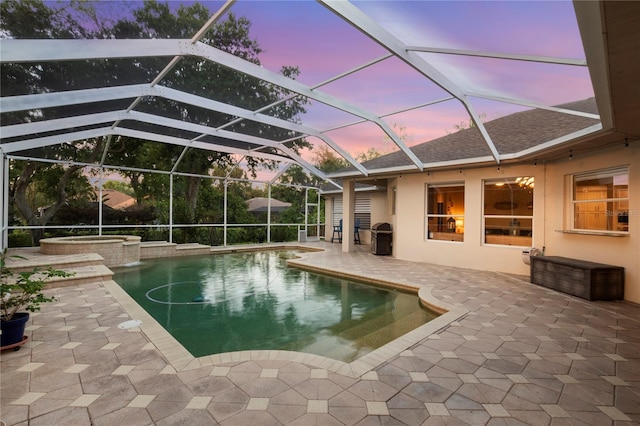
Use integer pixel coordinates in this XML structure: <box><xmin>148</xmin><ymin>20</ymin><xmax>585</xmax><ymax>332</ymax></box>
<box><xmin>1</xmin><ymin>0</ymin><xmax>637</xmax><ymax>183</ymax></box>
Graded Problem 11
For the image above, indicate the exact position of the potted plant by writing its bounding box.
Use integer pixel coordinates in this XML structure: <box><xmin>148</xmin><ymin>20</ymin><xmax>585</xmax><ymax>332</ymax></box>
<box><xmin>1</xmin><ymin>249</ymin><xmax>73</xmax><ymax>350</ymax></box>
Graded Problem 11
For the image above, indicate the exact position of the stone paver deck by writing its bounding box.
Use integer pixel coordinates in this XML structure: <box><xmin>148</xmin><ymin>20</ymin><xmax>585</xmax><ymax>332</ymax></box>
<box><xmin>1</xmin><ymin>242</ymin><xmax>639</xmax><ymax>425</ymax></box>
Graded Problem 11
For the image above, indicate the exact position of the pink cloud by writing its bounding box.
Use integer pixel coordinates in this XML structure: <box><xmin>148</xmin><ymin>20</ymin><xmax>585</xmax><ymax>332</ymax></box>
<box><xmin>222</xmin><ymin>1</ymin><xmax>594</xmax><ymax>168</ymax></box>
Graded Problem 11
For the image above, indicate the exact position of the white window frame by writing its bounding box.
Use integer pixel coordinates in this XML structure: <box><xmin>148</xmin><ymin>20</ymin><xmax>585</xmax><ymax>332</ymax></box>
<box><xmin>571</xmin><ymin>166</ymin><xmax>629</xmax><ymax>235</ymax></box>
<box><xmin>483</xmin><ymin>177</ymin><xmax>534</xmax><ymax>247</ymax></box>
<box><xmin>425</xmin><ymin>182</ymin><xmax>465</xmax><ymax>243</ymax></box>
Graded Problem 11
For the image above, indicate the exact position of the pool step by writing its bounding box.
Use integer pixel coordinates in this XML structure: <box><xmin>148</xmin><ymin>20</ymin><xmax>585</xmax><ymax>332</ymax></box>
<box><xmin>140</xmin><ymin>241</ymin><xmax>211</xmax><ymax>259</ymax></box>
<box><xmin>287</xmin><ymin>332</ymin><xmax>364</xmax><ymax>362</ymax></box>
<box><xmin>4</xmin><ymin>263</ymin><xmax>114</xmax><ymax>290</ymax></box>
<box><xmin>284</xmin><ymin>301</ymin><xmax>431</xmax><ymax>362</ymax></box>
<box><xmin>3</xmin><ymin>248</ymin><xmax>114</xmax><ymax>289</ymax></box>
<box><xmin>330</xmin><ymin>297</ymin><xmax>422</xmax><ymax>340</ymax></box>
<box><xmin>44</xmin><ymin>264</ymin><xmax>114</xmax><ymax>289</ymax></box>
<box><xmin>349</xmin><ymin>310</ymin><xmax>430</xmax><ymax>350</ymax></box>
<box><xmin>4</xmin><ymin>248</ymin><xmax>106</xmax><ymax>273</ymax></box>
<box><xmin>293</xmin><ymin>309</ymin><xmax>430</xmax><ymax>362</ymax></box>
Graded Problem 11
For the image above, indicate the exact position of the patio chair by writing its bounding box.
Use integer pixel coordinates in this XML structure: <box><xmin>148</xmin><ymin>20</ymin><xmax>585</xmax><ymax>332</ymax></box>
<box><xmin>331</xmin><ymin>219</ymin><xmax>342</xmax><ymax>243</ymax></box>
<box><xmin>354</xmin><ymin>218</ymin><xmax>361</xmax><ymax>244</ymax></box>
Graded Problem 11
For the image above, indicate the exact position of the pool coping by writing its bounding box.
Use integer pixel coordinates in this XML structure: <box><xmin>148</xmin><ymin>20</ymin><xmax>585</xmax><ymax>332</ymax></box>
<box><xmin>103</xmin><ymin>246</ymin><xmax>468</xmax><ymax>378</ymax></box>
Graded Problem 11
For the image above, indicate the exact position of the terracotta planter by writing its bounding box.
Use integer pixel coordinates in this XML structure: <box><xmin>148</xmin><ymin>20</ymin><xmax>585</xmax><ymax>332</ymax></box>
<box><xmin>1</xmin><ymin>312</ymin><xmax>30</xmax><ymax>349</ymax></box>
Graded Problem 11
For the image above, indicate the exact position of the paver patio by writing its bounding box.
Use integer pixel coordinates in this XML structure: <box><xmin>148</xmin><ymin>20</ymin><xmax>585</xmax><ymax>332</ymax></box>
<box><xmin>1</xmin><ymin>242</ymin><xmax>638</xmax><ymax>425</ymax></box>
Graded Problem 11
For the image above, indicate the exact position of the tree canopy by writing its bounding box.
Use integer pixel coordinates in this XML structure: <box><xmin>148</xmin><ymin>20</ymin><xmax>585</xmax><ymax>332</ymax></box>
<box><xmin>1</xmin><ymin>0</ymin><xmax>314</xmax><ymax>243</ymax></box>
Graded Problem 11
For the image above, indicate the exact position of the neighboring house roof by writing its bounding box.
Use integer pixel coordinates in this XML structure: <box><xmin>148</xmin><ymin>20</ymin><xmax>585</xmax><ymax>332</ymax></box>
<box><xmin>246</xmin><ymin>197</ymin><xmax>291</xmax><ymax>212</ymax></box>
<box><xmin>98</xmin><ymin>189</ymin><xmax>136</xmax><ymax>210</ymax></box>
<box><xmin>335</xmin><ymin>98</ymin><xmax>599</xmax><ymax>175</ymax></box>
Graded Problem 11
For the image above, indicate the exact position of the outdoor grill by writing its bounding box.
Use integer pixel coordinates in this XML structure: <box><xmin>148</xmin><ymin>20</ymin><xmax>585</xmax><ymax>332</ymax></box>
<box><xmin>371</xmin><ymin>222</ymin><xmax>392</xmax><ymax>255</ymax></box>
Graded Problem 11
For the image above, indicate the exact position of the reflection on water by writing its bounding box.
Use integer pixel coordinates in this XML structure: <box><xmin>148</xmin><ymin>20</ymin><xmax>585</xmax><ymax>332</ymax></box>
<box><xmin>112</xmin><ymin>250</ymin><xmax>438</xmax><ymax>362</ymax></box>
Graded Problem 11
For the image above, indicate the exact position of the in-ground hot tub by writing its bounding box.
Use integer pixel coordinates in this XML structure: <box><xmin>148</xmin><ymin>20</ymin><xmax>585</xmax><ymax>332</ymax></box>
<box><xmin>39</xmin><ymin>235</ymin><xmax>141</xmax><ymax>267</ymax></box>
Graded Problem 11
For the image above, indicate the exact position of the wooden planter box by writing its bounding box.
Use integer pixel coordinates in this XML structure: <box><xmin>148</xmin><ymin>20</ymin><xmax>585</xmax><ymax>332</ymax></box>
<box><xmin>530</xmin><ymin>256</ymin><xmax>624</xmax><ymax>301</ymax></box>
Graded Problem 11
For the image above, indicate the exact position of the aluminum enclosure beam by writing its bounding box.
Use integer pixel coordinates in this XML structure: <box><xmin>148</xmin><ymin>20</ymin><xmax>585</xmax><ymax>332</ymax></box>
<box><xmin>465</xmin><ymin>91</ymin><xmax>600</xmax><ymax>120</ymax></box>
<box><xmin>0</xmin><ymin>39</ymin><xmax>185</xmax><ymax>62</ymax></box>
<box><xmin>0</xmin><ymin>38</ymin><xmax>420</xmax><ymax>172</ymax></box>
<box><xmin>0</xmin><ymin>83</ymin><xmax>368</xmax><ymax>176</ymax></box>
<box><xmin>2</xmin><ymin>109</ymin><xmax>319</xmax><ymax>165</ymax></box>
<box><xmin>0</xmin><ymin>84</ymin><xmax>151</xmax><ymax>113</ymax></box>
<box><xmin>0</xmin><ymin>120</ymin><xmax>332</xmax><ymax>183</ymax></box>
<box><xmin>186</xmin><ymin>41</ymin><xmax>422</xmax><ymax>171</ymax></box>
<box><xmin>406</xmin><ymin>46</ymin><xmax>587</xmax><ymax>66</ymax></box>
<box><xmin>1</xmin><ymin>84</ymin><xmax>319</xmax><ymax>137</ymax></box>
<box><xmin>1</xmin><ymin>125</ymin><xmax>284</xmax><ymax>164</ymax></box>
<box><xmin>319</xmin><ymin>0</ymin><xmax>502</xmax><ymax>164</ymax></box>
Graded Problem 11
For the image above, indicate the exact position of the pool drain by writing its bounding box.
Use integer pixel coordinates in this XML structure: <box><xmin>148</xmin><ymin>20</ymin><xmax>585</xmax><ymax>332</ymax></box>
<box><xmin>118</xmin><ymin>319</ymin><xmax>142</xmax><ymax>329</ymax></box>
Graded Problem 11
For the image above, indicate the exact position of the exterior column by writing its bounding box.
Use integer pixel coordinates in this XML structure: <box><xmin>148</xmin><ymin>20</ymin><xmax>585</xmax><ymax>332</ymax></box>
<box><xmin>324</xmin><ymin>197</ymin><xmax>334</xmax><ymax>241</ymax></box>
<box><xmin>342</xmin><ymin>179</ymin><xmax>355</xmax><ymax>252</ymax></box>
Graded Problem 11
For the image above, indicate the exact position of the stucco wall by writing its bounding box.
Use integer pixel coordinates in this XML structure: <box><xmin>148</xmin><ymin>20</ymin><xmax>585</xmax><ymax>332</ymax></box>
<box><xmin>543</xmin><ymin>145</ymin><xmax>639</xmax><ymax>303</ymax></box>
<box><xmin>393</xmin><ymin>164</ymin><xmax>541</xmax><ymax>276</ymax></box>
<box><xmin>324</xmin><ymin>189</ymin><xmax>390</xmax><ymax>246</ymax></box>
<box><xmin>370</xmin><ymin>190</ymin><xmax>390</xmax><ymax>226</ymax></box>
<box><xmin>323</xmin><ymin>143</ymin><xmax>638</xmax><ymax>302</ymax></box>
<box><xmin>387</xmin><ymin>143</ymin><xmax>639</xmax><ymax>303</ymax></box>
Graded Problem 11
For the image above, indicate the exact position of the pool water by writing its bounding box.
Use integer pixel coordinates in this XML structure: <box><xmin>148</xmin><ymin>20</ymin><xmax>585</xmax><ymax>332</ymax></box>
<box><xmin>112</xmin><ymin>250</ymin><xmax>438</xmax><ymax>362</ymax></box>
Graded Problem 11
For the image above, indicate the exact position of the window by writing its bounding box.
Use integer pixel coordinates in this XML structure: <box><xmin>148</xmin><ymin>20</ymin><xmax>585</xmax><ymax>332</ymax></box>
<box><xmin>332</xmin><ymin>194</ymin><xmax>372</xmax><ymax>230</ymax></box>
<box><xmin>355</xmin><ymin>194</ymin><xmax>372</xmax><ymax>230</ymax></box>
<box><xmin>426</xmin><ymin>183</ymin><xmax>464</xmax><ymax>242</ymax></box>
<box><xmin>572</xmin><ymin>167</ymin><xmax>629</xmax><ymax>233</ymax></box>
<box><xmin>484</xmin><ymin>177</ymin><xmax>533</xmax><ymax>246</ymax></box>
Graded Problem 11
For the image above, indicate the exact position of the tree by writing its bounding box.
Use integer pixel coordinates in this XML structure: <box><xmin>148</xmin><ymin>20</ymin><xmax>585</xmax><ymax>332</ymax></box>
<box><xmin>276</xmin><ymin>143</ymin><xmax>351</xmax><ymax>189</ymax></box>
<box><xmin>355</xmin><ymin>147</ymin><xmax>382</xmax><ymax>162</ymax></box>
<box><xmin>446</xmin><ymin>114</ymin><xmax>487</xmax><ymax>134</ymax></box>
<box><xmin>2</xmin><ymin>0</ymin><xmax>310</xmax><ymax>241</ymax></box>
<box><xmin>1</xmin><ymin>0</ymin><xmax>112</xmax><ymax>243</ymax></box>
<box><xmin>10</xmin><ymin>160</ymin><xmax>97</xmax><ymax>244</ymax></box>
<box><xmin>104</xmin><ymin>3</ymin><xmax>310</xmax><ymax>222</ymax></box>
<box><xmin>277</xmin><ymin>165</ymin><xmax>314</xmax><ymax>187</ymax></box>
<box><xmin>102</xmin><ymin>181</ymin><xmax>134</xmax><ymax>197</ymax></box>
<box><xmin>313</xmin><ymin>145</ymin><xmax>348</xmax><ymax>174</ymax></box>
<box><xmin>382</xmin><ymin>123</ymin><xmax>412</xmax><ymax>153</ymax></box>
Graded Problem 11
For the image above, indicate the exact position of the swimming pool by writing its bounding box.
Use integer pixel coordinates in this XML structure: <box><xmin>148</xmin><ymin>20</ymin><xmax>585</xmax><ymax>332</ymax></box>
<box><xmin>112</xmin><ymin>250</ymin><xmax>438</xmax><ymax>362</ymax></box>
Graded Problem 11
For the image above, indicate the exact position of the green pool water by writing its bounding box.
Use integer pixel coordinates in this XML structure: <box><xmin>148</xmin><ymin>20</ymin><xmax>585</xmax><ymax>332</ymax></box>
<box><xmin>112</xmin><ymin>250</ymin><xmax>438</xmax><ymax>362</ymax></box>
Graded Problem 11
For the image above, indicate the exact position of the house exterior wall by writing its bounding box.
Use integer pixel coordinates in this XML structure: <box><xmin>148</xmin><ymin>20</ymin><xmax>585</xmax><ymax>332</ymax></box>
<box><xmin>393</xmin><ymin>163</ymin><xmax>542</xmax><ymax>275</ymax></box>
<box><xmin>368</xmin><ymin>143</ymin><xmax>639</xmax><ymax>303</ymax></box>
<box><xmin>543</xmin><ymin>145</ymin><xmax>639</xmax><ymax>303</ymax></box>
<box><xmin>324</xmin><ymin>190</ymin><xmax>389</xmax><ymax>245</ymax></box>
<box><xmin>371</xmin><ymin>190</ymin><xmax>389</xmax><ymax>225</ymax></box>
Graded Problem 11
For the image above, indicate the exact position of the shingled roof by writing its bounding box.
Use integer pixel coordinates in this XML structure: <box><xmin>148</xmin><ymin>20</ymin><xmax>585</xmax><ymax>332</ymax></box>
<box><xmin>338</xmin><ymin>98</ymin><xmax>599</xmax><ymax>174</ymax></box>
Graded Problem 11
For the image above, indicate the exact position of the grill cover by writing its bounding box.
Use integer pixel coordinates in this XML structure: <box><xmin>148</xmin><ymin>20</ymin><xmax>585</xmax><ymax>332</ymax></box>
<box><xmin>371</xmin><ymin>223</ymin><xmax>392</xmax><ymax>255</ymax></box>
<box><xmin>371</xmin><ymin>222</ymin><xmax>392</xmax><ymax>232</ymax></box>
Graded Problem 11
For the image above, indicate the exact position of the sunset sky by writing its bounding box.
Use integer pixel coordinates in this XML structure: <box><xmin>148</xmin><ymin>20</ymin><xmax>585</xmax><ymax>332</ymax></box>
<box><xmin>225</xmin><ymin>0</ymin><xmax>593</xmax><ymax>158</ymax></box>
<box><xmin>69</xmin><ymin>0</ymin><xmax>595</xmax><ymax>175</ymax></box>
